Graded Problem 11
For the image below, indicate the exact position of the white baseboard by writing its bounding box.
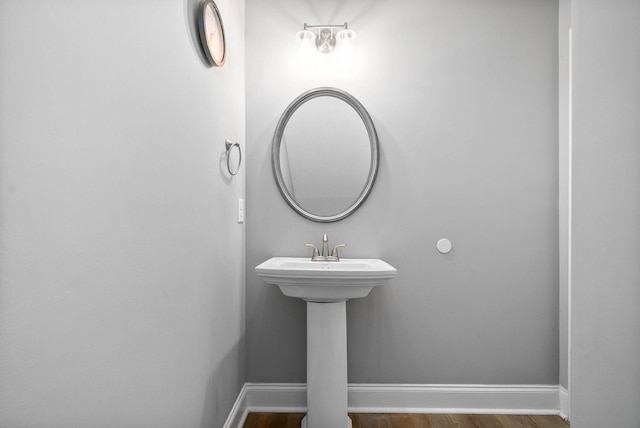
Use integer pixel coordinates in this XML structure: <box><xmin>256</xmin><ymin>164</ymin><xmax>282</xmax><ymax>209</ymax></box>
<box><xmin>222</xmin><ymin>383</ymin><xmax>249</xmax><ymax>428</ymax></box>
<box><xmin>558</xmin><ymin>386</ymin><xmax>570</xmax><ymax>420</ymax></box>
<box><xmin>223</xmin><ymin>383</ymin><xmax>566</xmax><ymax>428</ymax></box>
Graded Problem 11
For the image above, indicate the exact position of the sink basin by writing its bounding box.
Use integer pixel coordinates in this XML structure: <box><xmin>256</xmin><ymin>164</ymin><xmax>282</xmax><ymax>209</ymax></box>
<box><xmin>255</xmin><ymin>257</ymin><xmax>396</xmax><ymax>302</ymax></box>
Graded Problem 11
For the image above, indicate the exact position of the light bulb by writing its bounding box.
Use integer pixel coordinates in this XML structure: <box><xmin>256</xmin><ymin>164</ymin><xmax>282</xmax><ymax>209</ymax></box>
<box><xmin>297</xmin><ymin>29</ymin><xmax>316</xmax><ymax>72</ymax></box>
<box><xmin>336</xmin><ymin>29</ymin><xmax>356</xmax><ymax>71</ymax></box>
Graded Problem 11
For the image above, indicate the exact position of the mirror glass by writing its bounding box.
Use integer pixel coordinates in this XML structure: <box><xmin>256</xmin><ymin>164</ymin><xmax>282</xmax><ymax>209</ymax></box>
<box><xmin>272</xmin><ymin>88</ymin><xmax>379</xmax><ymax>222</ymax></box>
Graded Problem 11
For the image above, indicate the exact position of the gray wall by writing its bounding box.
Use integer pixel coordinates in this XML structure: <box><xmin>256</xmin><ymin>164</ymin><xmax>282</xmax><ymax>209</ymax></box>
<box><xmin>570</xmin><ymin>0</ymin><xmax>640</xmax><ymax>426</ymax></box>
<box><xmin>246</xmin><ymin>0</ymin><xmax>560</xmax><ymax>385</ymax></box>
<box><xmin>0</xmin><ymin>1</ymin><xmax>245</xmax><ymax>427</ymax></box>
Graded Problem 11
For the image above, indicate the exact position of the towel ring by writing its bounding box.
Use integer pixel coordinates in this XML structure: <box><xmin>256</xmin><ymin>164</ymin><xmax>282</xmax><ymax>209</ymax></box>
<box><xmin>225</xmin><ymin>139</ymin><xmax>241</xmax><ymax>176</ymax></box>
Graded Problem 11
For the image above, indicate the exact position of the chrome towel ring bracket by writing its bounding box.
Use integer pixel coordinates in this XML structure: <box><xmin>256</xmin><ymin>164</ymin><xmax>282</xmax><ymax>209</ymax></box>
<box><xmin>225</xmin><ymin>139</ymin><xmax>242</xmax><ymax>176</ymax></box>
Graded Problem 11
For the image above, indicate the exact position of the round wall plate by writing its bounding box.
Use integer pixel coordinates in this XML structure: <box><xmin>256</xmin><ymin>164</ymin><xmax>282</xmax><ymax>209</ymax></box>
<box><xmin>437</xmin><ymin>238</ymin><xmax>452</xmax><ymax>254</ymax></box>
<box><xmin>198</xmin><ymin>0</ymin><xmax>226</xmax><ymax>67</ymax></box>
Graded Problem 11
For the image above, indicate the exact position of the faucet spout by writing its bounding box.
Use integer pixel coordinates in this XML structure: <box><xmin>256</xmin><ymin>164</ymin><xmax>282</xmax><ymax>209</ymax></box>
<box><xmin>322</xmin><ymin>234</ymin><xmax>329</xmax><ymax>257</ymax></box>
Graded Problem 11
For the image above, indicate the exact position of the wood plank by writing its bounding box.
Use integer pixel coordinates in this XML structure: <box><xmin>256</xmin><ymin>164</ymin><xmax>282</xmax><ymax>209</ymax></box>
<box><xmin>447</xmin><ymin>414</ymin><xmax>491</xmax><ymax>428</ymax></box>
<box><xmin>494</xmin><ymin>414</ymin><xmax>534</xmax><ymax>428</ymax></box>
<box><xmin>527</xmin><ymin>415</ymin><xmax>570</xmax><ymax>428</ymax></box>
<box><xmin>243</xmin><ymin>412</ymin><xmax>305</xmax><ymax>428</ymax></box>
<box><xmin>350</xmin><ymin>413</ymin><xmax>392</xmax><ymax>428</ymax></box>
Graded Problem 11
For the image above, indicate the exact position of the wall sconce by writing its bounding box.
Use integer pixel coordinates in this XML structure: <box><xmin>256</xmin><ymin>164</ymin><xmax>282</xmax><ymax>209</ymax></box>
<box><xmin>296</xmin><ymin>23</ymin><xmax>356</xmax><ymax>54</ymax></box>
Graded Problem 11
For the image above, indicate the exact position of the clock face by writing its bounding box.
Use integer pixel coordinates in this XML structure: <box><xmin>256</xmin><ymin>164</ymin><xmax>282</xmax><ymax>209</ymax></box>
<box><xmin>199</xmin><ymin>0</ymin><xmax>226</xmax><ymax>66</ymax></box>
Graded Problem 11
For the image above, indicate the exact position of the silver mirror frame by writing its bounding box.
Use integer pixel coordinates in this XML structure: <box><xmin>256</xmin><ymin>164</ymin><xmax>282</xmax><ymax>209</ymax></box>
<box><xmin>272</xmin><ymin>87</ymin><xmax>379</xmax><ymax>222</ymax></box>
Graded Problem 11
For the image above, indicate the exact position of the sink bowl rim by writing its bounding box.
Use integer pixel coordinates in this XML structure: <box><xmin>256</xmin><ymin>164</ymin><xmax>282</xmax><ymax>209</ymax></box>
<box><xmin>255</xmin><ymin>256</ymin><xmax>396</xmax><ymax>302</ymax></box>
<box><xmin>255</xmin><ymin>256</ymin><xmax>397</xmax><ymax>281</ymax></box>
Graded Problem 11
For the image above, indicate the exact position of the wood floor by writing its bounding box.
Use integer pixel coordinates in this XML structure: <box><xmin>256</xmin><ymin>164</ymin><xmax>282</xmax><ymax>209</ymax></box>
<box><xmin>243</xmin><ymin>412</ymin><xmax>569</xmax><ymax>428</ymax></box>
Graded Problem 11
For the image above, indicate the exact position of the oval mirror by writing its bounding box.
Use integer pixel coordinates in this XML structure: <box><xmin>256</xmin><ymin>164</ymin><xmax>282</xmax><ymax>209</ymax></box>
<box><xmin>272</xmin><ymin>87</ymin><xmax>379</xmax><ymax>222</ymax></box>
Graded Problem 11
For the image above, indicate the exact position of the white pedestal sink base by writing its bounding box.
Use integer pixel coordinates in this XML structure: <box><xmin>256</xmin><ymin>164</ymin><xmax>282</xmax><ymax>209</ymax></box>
<box><xmin>301</xmin><ymin>415</ymin><xmax>352</xmax><ymax>428</ymax></box>
<box><xmin>304</xmin><ymin>301</ymin><xmax>352</xmax><ymax>428</ymax></box>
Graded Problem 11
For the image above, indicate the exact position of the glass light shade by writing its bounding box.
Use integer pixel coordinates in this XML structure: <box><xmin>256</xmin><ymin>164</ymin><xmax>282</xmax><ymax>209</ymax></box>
<box><xmin>336</xmin><ymin>29</ymin><xmax>356</xmax><ymax>45</ymax></box>
<box><xmin>336</xmin><ymin>29</ymin><xmax>356</xmax><ymax>71</ymax></box>
<box><xmin>297</xmin><ymin>29</ymin><xmax>316</xmax><ymax>71</ymax></box>
<box><xmin>296</xmin><ymin>29</ymin><xmax>315</xmax><ymax>43</ymax></box>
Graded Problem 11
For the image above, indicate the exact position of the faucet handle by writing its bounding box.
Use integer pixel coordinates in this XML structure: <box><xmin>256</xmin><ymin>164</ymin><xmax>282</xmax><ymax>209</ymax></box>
<box><xmin>305</xmin><ymin>243</ymin><xmax>319</xmax><ymax>260</ymax></box>
<box><xmin>331</xmin><ymin>244</ymin><xmax>346</xmax><ymax>260</ymax></box>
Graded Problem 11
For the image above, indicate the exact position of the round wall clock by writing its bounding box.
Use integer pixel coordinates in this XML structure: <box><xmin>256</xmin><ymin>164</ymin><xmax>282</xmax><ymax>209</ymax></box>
<box><xmin>198</xmin><ymin>0</ymin><xmax>226</xmax><ymax>67</ymax></box>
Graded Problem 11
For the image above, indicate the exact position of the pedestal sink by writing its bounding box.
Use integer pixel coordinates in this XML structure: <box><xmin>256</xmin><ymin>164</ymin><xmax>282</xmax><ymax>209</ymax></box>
<box><xmin>255</xmin><ymin>257</ymin><xmax>396</xmax><ymax>428</ymax></box>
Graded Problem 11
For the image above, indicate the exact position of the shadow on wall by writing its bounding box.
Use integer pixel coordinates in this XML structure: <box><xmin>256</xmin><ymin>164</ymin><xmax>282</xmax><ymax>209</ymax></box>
<box><xmin>200</xmin><ymin>338</ymin><xmax>245</xmax><ymax>428</ymax></box>
<box><xmin>184</xmin><ymin>0</ymin><xmax>214</xmax><ymax>67</ymax></box>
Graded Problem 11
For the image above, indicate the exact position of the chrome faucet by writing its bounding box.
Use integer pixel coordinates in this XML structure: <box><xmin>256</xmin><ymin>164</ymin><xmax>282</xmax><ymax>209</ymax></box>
<box><xmin>305</xmin><ymin>234</ymin><xmax>346</xmax><ymax>261</ymax></box>
<box><xmin>322</xmin><ymin>234</ymin><xmax>329</xmax><ymax>258</ymax></box>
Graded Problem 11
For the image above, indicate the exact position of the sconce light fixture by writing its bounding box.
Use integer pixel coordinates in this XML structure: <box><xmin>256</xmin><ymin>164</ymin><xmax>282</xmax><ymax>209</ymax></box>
<box><xmin>296</xmin><ymin>22</ymin><xmax>356</xmax><ymax>54</ymax></box>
